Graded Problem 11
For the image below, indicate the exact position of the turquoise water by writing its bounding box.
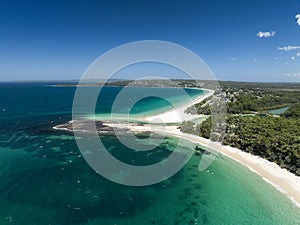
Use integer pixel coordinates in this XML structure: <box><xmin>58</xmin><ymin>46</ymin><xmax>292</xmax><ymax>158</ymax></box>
<box><xmin>268</xmin><ymin>106</ymin><xmax>289</xmax><ymax>115</ymax></box>
<box><xmin>0</xmin><ymin>83</ymin><xmax>300</xmax><ymax>224</ymax></box>
<box><xmin>83</xmin><ymin>86</ymin><xmax>205</xmax><ymax>121</ymax></box>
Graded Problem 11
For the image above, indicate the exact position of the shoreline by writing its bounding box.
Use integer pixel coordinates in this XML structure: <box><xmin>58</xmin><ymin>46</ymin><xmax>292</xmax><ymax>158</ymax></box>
<box><xmin>144</xmin><ymin>88</ymin><xmax>214</xmax><ymax>123</ymax></box>
<box><xmin>103</xmin><ymin>123</ymin><xmax>300</xmax><ymax>208</ymax></box>
<box><xmin>58</xmin><ymin>87</ymin><xmax>300</xmax><ymax>208</ymax></box>
<box><xmin>100</xmin><ymin>87</ymin><xmax>300</xmax><ymax>208</ymax></box>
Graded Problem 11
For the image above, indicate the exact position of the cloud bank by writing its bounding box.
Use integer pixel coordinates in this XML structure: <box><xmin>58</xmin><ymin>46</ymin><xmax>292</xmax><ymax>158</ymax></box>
<box><xmin>284</xmin><ymin>72</ymin><xmax>300</xmax><ymax>78</ymax></box>
<box><xmin>278</xmin><ymin>45</ymin><xmax>300</xmax><ymax>51</ymax></box>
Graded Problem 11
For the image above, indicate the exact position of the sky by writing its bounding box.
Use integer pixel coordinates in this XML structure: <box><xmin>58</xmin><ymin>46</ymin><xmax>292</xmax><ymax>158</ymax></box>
<box><xmin>0</xmin><ymin>0</ymin><xmax>300</xmax><ymax>82</ymax></box>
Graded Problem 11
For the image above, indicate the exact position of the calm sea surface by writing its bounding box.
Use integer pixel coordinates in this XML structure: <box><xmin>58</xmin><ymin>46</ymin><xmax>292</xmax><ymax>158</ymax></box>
<box><xmin>0</xmin><ymin>83</ymin><xmax>299</xmax><ymax>225</ymax></box>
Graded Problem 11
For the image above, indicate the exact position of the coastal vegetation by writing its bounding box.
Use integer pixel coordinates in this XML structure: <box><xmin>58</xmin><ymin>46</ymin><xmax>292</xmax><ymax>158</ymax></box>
<box><xmin>185</xmin><ymin>82</ymin><xmax>300</xmax><ymax>115</ymax></box>
<box><xmin>54</xmin><ymin>79</ymin><xmax>300</xmax><ymax>176</ymax></box>
<box><xmin>181</xmin><ymin>82</ymin><xmax>300</xmax><ymax>176</ymax></box>
<box><xmin>192</xmin><ymin>116</ymin><xmax>300</xmax><ymax>175</ymax></box>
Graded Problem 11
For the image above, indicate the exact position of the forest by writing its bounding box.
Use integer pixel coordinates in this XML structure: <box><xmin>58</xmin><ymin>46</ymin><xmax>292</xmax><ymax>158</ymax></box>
<box><xmin>181</xmin><ymin>82</ymin><xmax>300</xmax><ymax>176</ymax></box>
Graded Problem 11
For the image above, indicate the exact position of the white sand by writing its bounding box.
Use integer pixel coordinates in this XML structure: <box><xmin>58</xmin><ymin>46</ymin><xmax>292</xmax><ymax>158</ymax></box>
<box><xmin>103</xmin><ymin>87</ymin><xmax>300</xmax><ymax>208</ymax></box>
<box><xmin>144</xmin><ymin>89</ymin><xmax>214</xmax><ymax>123</ymax></box>
<box><xmin>104</xmin><ymin>123</ymin><xmax>300</xmax><ymax>208</ymax></box>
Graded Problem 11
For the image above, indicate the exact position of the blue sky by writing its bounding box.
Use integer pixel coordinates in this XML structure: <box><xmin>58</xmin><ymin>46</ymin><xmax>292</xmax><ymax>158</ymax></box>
<box><xmin>0</xmin><ymin>0</ymin><xmax>300</xmax><ymax>82</ymax></box>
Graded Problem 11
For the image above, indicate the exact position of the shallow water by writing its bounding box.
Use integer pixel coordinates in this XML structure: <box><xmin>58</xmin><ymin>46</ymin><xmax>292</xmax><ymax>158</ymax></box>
<box><xmin>268</xmin><ymin>106</ymin><xmax>289</xmax><ymax>115</ymax></box>
<box><xmin>0</xmin><ymin>83</ymin><xmax>299</xmax><ymax>225</ymax></box>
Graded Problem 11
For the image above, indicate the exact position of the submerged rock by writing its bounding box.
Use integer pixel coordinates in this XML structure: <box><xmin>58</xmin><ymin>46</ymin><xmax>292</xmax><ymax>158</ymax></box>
<box><xmin>53</xmin><ymin>120</ymin><xmax>130</xmax><ymax>134</ymax></box>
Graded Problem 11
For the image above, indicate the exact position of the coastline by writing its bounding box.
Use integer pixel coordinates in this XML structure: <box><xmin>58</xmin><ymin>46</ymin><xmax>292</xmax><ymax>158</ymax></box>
<box><xmin>103</xmin><ymin>123</ymin><xmax>300</xmax><ymax>209</ymax></box>
<box><xmin>56</xmin><ymin>87</ymin><xmax>300</xmax><ymax>208</ymax></box>
<box><xmin>144</xmin><ymin>88</ymin><xmax>214</xmax><ymax>123</ymax></box>
<box><xmin>100</xmin><ymin>87</ymin><xmax>300</xmax><ymax>208</ymax></box>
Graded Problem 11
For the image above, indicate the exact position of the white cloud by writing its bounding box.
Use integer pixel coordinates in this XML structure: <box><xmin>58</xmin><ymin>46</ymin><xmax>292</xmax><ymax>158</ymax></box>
<box><xmin>278</xmin><ymin>45</ymin><xmax>300</xmax><ymax>51</ymax></box>
<box><xmin>296</xmin><ymin>14</ymin><xmax>300</xmax><ymax>26</ymax></box>
<box><xmin>256</xmin><ymin>31</ymin><xmax>276</xmax><ymax>38</ymax></box>
<box><xmin>284</xmin><ymin>72</ymin><xmax>300</xmax><ymax>77</ymax></box>
<box><xmin>291</xmin><ymin>56</ymin><xmax>295</xmax><ymax>60</ymax></box>
<box><xmin>297</xmin><ymin>52</ymin><xmax>300</xmax><ymax>57</ymax></box>
<box><xmin>230</xmin><ymin>57</ymin><xmax>236</xmax><ymax>61</ymax></box>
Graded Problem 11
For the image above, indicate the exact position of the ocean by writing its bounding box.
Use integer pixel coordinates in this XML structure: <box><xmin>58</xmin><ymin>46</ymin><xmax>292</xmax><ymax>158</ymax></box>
<box><xmin>0</xmin><ymin>83</ymin><xmax>300</xmax><ymax>225</ymax></box>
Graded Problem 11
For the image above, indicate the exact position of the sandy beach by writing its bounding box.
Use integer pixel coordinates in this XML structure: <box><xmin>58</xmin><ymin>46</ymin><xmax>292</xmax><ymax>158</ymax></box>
<box><xmin>104</xmin><ymin>122</ymin><xmax>300</xmax><ymax>208</ymax></box>
<box><xmin>144</xmin><ymin>88</ymin><xmax>214</xmax><ymax>123</ymax></box>
<box><xmin>103</xmin><ymin>88</ymin><xmax>300</xmax><ymax>208</ymax></box>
